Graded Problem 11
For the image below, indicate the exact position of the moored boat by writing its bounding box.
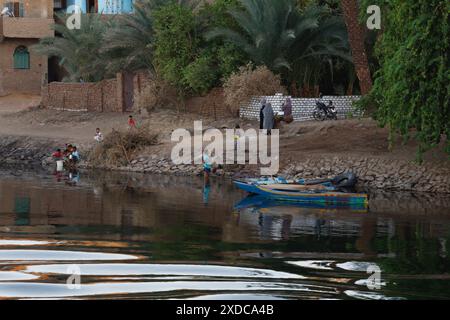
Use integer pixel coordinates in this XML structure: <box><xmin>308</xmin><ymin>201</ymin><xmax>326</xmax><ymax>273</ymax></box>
<box><xmin>233</xmin><ymin>179</ymin><xmax>368</xmax><ymax>206</ymax></box>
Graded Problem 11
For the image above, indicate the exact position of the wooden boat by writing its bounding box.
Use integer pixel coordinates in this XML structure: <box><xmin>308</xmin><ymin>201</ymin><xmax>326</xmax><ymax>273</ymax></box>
<box><xmin>238</xmin><ymin>172</ymin><xmax>357</xmax><ymax>189</ymax></box>
<box><xmin>233</xmin><ymin>179</ymin><xmax>368</xmax><ymax>206</ymax></box>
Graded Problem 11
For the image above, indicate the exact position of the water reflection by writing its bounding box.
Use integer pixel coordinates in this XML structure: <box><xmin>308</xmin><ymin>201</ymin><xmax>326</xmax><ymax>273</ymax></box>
<box><xmin>0</xmin><ymin>168</ymin><xmax>449</xmax><ymax>299</ymax></box>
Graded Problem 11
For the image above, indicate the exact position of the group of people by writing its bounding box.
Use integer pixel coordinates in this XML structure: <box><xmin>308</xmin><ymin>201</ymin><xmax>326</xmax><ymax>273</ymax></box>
<box><xmin>52</xmin><ymin>144</ymin><xmax>80</xmax><ymax>166</ymax></box>
<box><xmin>259</xmin><ymin>98</ymin><xmax>294</xmax><ymax>134</ymax></box>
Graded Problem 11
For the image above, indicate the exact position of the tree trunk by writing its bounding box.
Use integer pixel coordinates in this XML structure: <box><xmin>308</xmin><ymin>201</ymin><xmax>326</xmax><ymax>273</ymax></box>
<box><xmin>341</xmin><ymin>0</ymin><xmax>373</xmax><ymax>95</ymax></box>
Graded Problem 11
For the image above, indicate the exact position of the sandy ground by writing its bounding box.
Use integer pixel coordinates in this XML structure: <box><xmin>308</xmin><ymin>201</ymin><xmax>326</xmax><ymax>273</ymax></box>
<box><xmin>0</xmin><ymin>93</ymin><xmax>448</xmax><ymax>168</ymax></box>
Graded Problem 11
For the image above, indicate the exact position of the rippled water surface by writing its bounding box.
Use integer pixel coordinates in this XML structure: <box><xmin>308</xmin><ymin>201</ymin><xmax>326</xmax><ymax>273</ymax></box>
<box><xmin>0</xmin><ymin>168</ymin><xmax>449</xmax><ymax>300</ymax></box>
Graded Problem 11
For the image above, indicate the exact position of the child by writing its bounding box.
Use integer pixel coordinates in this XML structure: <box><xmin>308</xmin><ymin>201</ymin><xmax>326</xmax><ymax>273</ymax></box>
<box><xmin>203</xmin><ymin>150</ymin><xmax>213</xmax><ymax>184</ymax></box>
<box><xmin>128</xmin><ymin>115</ymin><xmax>136</xmax><ymax>130</ymax></box>
<box><xmin>94</xmin><ymin>128</ymin><xmax>103</xmax><ymax>142</ymax></box>
<box><xmin>64</xmin><ymin>144</ymin><xmax>74</xmax><ymax>158</ymax></box>
<box><xmin>70</xmin><ymin>146</ymin><xmax>80</xmax><ymax>163</ymax></box>
<box><xmin>234</xmin><ymin>124</ymin><xmax>243</xmax><ymax>155</ymax></box>
<box><xmin>52</xmin><ymin>149</ymin><xmax>63</xmax><ymax>160</ymax></box>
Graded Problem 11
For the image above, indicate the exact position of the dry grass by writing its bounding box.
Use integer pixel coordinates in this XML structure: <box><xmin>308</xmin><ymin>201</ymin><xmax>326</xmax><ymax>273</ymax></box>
<box><xmin>223</xmin><ymin>64</ymin><xmax>287</xmax><ymax>116</ymax></box>
<box><xmin>89</xmin><ymin>127</ymin><xmax>159</xmax><ymax>167</ymax></box>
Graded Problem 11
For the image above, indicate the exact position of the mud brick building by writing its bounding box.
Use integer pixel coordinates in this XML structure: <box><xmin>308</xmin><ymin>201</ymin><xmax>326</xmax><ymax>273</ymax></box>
<box><xmin>0</xmin><ymin>0</ymin><xmax>54</xmax><ymax>96</ymax></box>
<box><xmin>0</xmin><ymin>1</ymin><xmax>135</xmax><ymax>97</ymax></box>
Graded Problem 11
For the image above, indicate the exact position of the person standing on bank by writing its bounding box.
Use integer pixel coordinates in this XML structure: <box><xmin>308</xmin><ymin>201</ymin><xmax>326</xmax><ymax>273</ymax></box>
<box><xmin>282</xmin><ymin>98</ymin><xmax>293</xmax><ymax>123</ymax></box>
<box><xmin>263</xmin><ymin>102</ymin><xmax>275</xmax><ymax>135</ymax></box>
<box><xmin>259</xmin><ymin>98</ymin><xmax>267</xmax><ymax>130</ymax></box>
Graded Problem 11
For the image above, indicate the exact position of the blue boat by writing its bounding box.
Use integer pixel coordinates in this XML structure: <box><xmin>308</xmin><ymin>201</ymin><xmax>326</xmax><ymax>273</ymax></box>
<box><xmin>233</xmin><ymin>179</ymin><xmax>368</xmax><ymax>207</ymax></box>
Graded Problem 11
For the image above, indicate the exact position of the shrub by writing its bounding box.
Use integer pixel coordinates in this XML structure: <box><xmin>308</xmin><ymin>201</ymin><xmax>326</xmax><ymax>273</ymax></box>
<box><xmin>135</xmin><ymin>77</ymin><xmax>179</xmax><ymax>113</ymax></box>
<box><xmin>89</xmin><ymin>127</ymin><xmax>158</xmax><ymax>167</ymax></box>
<box><xmin>223</xmin><ymin>64</ymin><xmax>287</xmax><ymax>116</ymax></box>
<box><xmin>183</xmin><ymin>54</ymin><xmax>218</xmax><ymax>95</ymax></box>
<box><xmin>359</xmin><ymin>0</ymin><xmax>450</xmax><ymax>159</ymax></box>
<box><xmin>153</xmin><ymin>3</ymin><xmax>197</xmax><ymax>91</ymax></box>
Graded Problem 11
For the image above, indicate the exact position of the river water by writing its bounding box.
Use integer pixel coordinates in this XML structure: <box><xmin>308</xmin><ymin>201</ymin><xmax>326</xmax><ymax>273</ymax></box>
<box><xmin>0</xmin><ymin>167</ymin><xmax>449</xmax><ymax>300</ymax></box>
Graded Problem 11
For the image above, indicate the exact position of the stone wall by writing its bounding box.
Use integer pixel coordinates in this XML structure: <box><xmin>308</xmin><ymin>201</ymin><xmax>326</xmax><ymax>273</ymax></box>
<box><xmin>282</xmin><ymin>156</ymin><xmax>450</xmax><ymax>194</ymax></box>
<box><xmin>240</xmin><ymin>94</ymin><xmax>362</xmax><ymax>121</ymax></box>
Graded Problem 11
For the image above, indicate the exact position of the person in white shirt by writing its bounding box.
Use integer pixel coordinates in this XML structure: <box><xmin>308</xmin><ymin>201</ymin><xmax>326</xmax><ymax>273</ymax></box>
<box><xmin>94</xmin><ymin>128</ymin><xmax>103</xmax><ymax>142</ymax></box>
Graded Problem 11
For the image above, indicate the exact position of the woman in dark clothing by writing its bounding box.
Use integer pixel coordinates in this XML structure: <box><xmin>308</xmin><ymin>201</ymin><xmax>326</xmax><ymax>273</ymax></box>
<box><xmin>259</xmin><ymin>98</ymin><xmax>267</xmax><ymax>130</ymax></box>
<box><xmin>282</xmin><ymin>97</ymin><xmax>294</xmax><ymax>123</ymax></box>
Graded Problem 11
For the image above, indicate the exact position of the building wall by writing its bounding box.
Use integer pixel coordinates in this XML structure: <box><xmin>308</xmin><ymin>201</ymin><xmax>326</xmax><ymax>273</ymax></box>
<box><xmin>0</xmin><ymin>0</ymin><xmax>53</xmax><ymax>18</ymax></box>
<box><xmin>65</xmin><ymin>0</ymin><xmax>134</xmax><ymax>14</ymax></box>
<box><xmin>0</xmin><ymin>38</ymin><xmax>48</xmax><ymax>95</ymax></box>
<box><xmin>0</xmin><ymin>0</ymin><xmax>53</xmax><ymax>96</ymax></box>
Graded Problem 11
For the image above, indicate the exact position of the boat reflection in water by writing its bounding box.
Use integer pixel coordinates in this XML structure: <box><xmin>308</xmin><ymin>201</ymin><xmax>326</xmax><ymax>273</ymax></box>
<box><xmin>0</xmin><ymin>168</ymin><xmax>449</xmax><ymax>299</ymax></box>
<box><xmin>234</xmin><ymin>195</ymin><xmax>369</xmax><ymax>241</ymax></box>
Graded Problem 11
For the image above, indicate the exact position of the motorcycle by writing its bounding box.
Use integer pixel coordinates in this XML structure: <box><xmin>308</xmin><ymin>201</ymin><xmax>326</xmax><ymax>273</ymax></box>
<box><xmin>313</xmin><ymin>99</ymin><xmax>338</xmax><ymax>121</ymax></box>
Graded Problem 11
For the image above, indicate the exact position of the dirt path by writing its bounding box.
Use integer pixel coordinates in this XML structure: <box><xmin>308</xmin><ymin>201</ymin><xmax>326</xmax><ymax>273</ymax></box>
<box><xmin>0</xmin><ymin>94</ymin><xmax>448</xmax><ymax>168</ymax></box>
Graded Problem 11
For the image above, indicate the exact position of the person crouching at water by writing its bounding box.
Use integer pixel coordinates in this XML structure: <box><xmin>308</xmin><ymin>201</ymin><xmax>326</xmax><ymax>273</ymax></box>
<box><xmin>52</xmin><ymin>148</ymin><xmax>64</xmax><ymax>171</ymax></box>
<box><xmin>64</xmin><ymin>144</ymin><xmax>73</xmax><ymax>158</ymax></box>
<box><xmin>70</xmin><ymin>146</ymin><xmax>80</xmax><ymax>164</ymax></box>
<box><xmin>52</xmin><ymin>149</ymin><xmax>63</xmax><ymax>160</ymax></box>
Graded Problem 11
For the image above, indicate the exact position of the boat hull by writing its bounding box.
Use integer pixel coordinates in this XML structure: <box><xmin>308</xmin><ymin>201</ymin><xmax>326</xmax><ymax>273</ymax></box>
<box><xmin>233</xmin><ymin>180</ymin><xmax>368</xmax><ymax>206</ymax></box>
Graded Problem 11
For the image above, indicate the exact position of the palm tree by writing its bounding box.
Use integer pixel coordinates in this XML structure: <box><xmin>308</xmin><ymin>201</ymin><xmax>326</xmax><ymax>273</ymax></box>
<box><xmin>340</xmin><ymin>0</ymin><xmax>372</xmax><ymax>95</ymax></box>
<box><xmin>288</xmin><ymin>9</ymin><xmax>352</xmax><ymax>95</ymax></box>
<box><xmin>101</xmin><ymin>0</ymin><xmax>158</xmax><ymax>74</ymax></box>
<box><xmin>206</xmin><ymin>0</ymin><xmax>311</xmax><ymax>71</ymax></box>
<box><xmin>33</xmin><ymin>13</ymin><xmax>109</xmax><ymax>82</ymax></box>
<box><xmin>101</xmin><ymin>0</ymin><xmax>205</xmax><ymax>75</ymax></box>
<box><xmin>206</xmin><ymin>0</ymin><xmax>352</xmax><ymax>95</ymax></box>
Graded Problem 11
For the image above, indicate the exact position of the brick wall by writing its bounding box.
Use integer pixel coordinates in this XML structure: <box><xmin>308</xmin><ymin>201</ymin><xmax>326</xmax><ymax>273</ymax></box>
<box><xmin>42</xmin><ymin>72</ymin><xmax>148</xmax><ymax>113</ymax></box>
<box><xmin>42</xmin><ymin>77</ymin><xmax>121</xmax><ymax>112</ymax></box>
<box><xmin>0</xmin><ymin>17</ymin><xmax>54</xmax><ymax>38</ymax></box>
<box><xmin>240</xmin><ymin>94</ymin><xmax>362</xmax><ymax>121</ymax></box>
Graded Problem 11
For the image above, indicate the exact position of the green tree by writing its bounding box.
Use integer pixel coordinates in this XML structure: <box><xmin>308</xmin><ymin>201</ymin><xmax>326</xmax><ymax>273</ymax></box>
<box><xmin>194</xmin><ymin>0</ymin><xmax>247</xmax><ymax>89</ymax></box>
<box><xmin>182</xmin><ymin>54</ymin><xmax>217</xmax><ymax>95</ymax></box>
<box><xmin>206</xmin><ymin>0</ymin><xmax>351</xmax><ymax>94</ymax></box>
<box><xmin>101</xmin><ymin>0</ymin><xmax>161</xmax><ymax>75</ymax></box>
<box><xmin>153</xmin><ymin>3</ymin><xmax>198</xmax><ymax>91</ymax></box>
<box><xmin>33</xmin><ymin>13</ymin><xmax>109</xmax><ymax>82</ymax></box>
<box><xmin>362</xmin><ymin>0</ymin><xmax>449</xmax><ymax>158</ymax></box>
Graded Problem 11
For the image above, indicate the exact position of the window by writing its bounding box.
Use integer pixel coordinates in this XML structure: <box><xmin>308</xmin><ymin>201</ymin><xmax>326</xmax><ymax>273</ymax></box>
<box><xmin>5</xmin><ymin>2</ymin><xmax>24</xmax><ymax>17</ymax></box>
<box><xmin>53</xmin><ymin>0</ymin><xmax>67</xmax><ymax>10</ymax></box>
<box><xmin>13</xmin><ymin>46</ymin><xmax>30</xmax><ymax>69</ymax></box>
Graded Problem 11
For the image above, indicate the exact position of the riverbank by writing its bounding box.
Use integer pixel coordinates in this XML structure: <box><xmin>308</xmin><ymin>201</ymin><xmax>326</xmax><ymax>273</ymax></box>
<box><xmin>0</xmin><ymin>103</ymin><xmax>449</xmax><ymax>194</ymax></box>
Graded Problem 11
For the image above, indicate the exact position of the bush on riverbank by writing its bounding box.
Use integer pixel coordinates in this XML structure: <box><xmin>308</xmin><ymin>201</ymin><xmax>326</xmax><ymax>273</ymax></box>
<box><xmin>223</xmin><ymin>64</ymin><xmax>287</xmax><ymax>116</ymax></box>
<box><xmin>89</xmin><ymin>128</ymin><xmax>159</xmax><ymax>167</ymax></box>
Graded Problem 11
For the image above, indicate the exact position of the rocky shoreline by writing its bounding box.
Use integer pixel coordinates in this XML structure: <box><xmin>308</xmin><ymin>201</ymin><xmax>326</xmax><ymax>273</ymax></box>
<box><xmin>1</xmin><ymin>135</ymin><xmax>450</xmax><ymax>194</ymax></box>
